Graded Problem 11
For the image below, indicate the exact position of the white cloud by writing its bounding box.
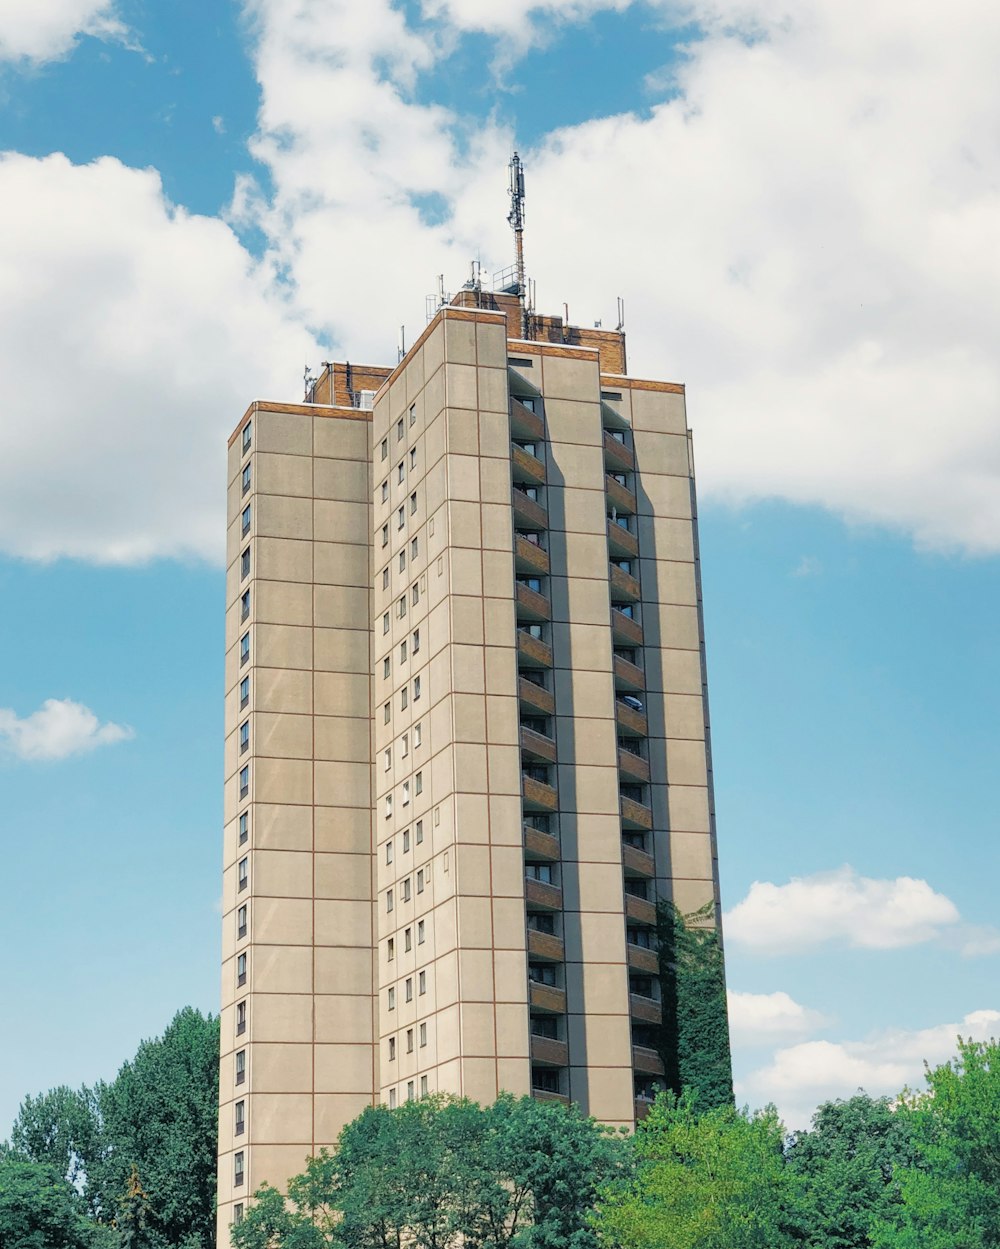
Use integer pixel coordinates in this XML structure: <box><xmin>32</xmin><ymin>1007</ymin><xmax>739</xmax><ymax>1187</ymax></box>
<box><xmin>0</xmin><ymin>152</ymin><xmax>316</xmax><ymax>563</ymax></box>
<box><xmin>724</xmin><ymin>866</ymin><xmax>961</xmax><ymax>952</ymax></box>
<box><xmin>739</xmin><ymin>1009</ymin><xmax>1000</xmax><ymax>1131</ymax></box>
<box><xmin>0</xmin><ymin>698</ymin><xmax>133</xmax><ymax>760</ymax></box>
<box><xmin>791</xmin><ymin>555</ymin><xmax>821</xmax><ymax>577</ymax></box>
<box><xmin>0</xmin><ymin>0</ymin><xmax>126</xmax><ymax>62</ymax></box>
<box><xmin>728</xmin><ymin>989</ymin><xmax>827</xmax><ymax>1045</ymax></box>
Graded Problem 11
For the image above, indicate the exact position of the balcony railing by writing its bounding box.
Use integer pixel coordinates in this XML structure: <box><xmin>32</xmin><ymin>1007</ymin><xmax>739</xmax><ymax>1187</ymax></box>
<box><xmin>621</xmin><ymin>795</ymin><xmax>654</xmax><ymax>831</ymax></box>
<box><xmin>518</xmin><ymin>676</ymin><xmax>555</xmax><ymax>715</ymax></box>
<box><xmin>613</xmin><ymin>654</ymin><xmax>645</xmax><ymax>691</ymax></box>
<box><xmin>606</xmin><ymin>474</ymin><xmax>637</xmax><ymax>515</ymax></box>
<box><xmin>527</xmin><ymin>928</ymin><xmax>565</xmax><ymax>961</ymax></box>
<box><xmin>623</xmin><ymin>843</ymin><xmax>656</xmax><ymax>878</ymax></box>
<box><xmin>629</xmin><ymin>993</ymin><xmax>662</xmax><ymax>1025</ymax></box>
<box><xmin>610</xmin><ymin>564</ymin><xmax>642</xmax><ymax>603</ymax></box>
<box><xmin>513</xmin><ymin>489</ymin><xmax>548</xmax><ymax>529</ymax></box>
<box><xmin>603</xmin><ymin>430</ymin><xmax>635</xmax><ymax>472</ymax></box>
<box><xmin>510</xmin><ymin>397</ymin><xmax>545</xmax><ymax>440</ymax></box>
<box><xmin>524</xmin><ymin>826</ymin><xmax>561</xmax><ymax>862</ymax></box>
<box><xmin>512</xmin><ymin>444</ymin><xmax>547</xmax><ymax>486</ymax></box>
<box><xmin>616</xmin><ymin>698</ymin><xmax>648</xmax><ymax>736</ymax></box>
<box><xmin>531</xmin><ymin>1035</ymin><xmax>569</xmax><ymax>1067</ymax></box>
<box><xmin>516</xmin><ymin>582</ymin><xmax>552</xmax><ymax>622</ymax></box>
<box><xmin>607</xmin><ymin>518</ymin><xmax>639</xmax><ymax>558</ymax></box>
<box><xmin>633</xmin><ymin>1045</ymin><xmax>665</xmax><ymax>1076</ymax></box>
<box><xmin>625</xmin><ymin>893</ymin><xmax>658</xmax><ymax>927</ymax></box>
<box><xmin>612</xmin><ymin>608</ymin><xmax>643</xmax><ymax>647</ymax></box>
<box><xmin>517</xmin><ymin>629</ymin><xmax>553</xmax><ymax>669</ymax></box>
<box><xmin>523</xmin><ymin>774</ymin><xmax>559</xmax><ymax>812</ymax></box>
<box><xmin>529</xmin><ymin>981</ymin><xmax>567</xmax><ymax>1013</ymax></box>
<box><xmin>525</xmin><ymin>877</ymin><xmax>563</xmax><ymax>912</ymax></box>
<box><xmin>515</xmin><ymin>534</ymin><xmax>550</xmax><ymax>575</ymax></box>
<box><xmin>520</xmin><ymin>725</ymin><xmax>558</xmax><ymax>763</ymax></box>
<box><xmin>618</xmin><ymin>748</ymin><xmax>650</xmax><ymax>784</ymax></box>
<box><xmin>627</xmin><ymin>943</ymin><xmax>660</xmax><ymax>975</ymax></box>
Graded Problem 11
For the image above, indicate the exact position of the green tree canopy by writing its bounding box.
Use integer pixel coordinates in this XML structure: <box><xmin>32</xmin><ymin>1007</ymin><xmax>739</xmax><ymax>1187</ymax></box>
<box><xmin>0</xmin><ymin>1155</ymin><xmax>96</xmax><ymax>1249</ymax></box>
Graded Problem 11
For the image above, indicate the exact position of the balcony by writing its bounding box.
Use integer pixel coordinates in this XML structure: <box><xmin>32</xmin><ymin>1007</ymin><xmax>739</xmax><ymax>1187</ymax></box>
<box><xmin>633</xmin><ymin>1046</ymin><xmax>665</xmax><ymax>1076</ymax></box>
<box><xmin>627</xmin><ymin>943</ymin><xmax>660</xmax><ymax>975</ymax></box>
<box><xmin>518</xmin><ymin>676</ymin><xmax>555</xmax><ymax>716</ymax></box>
<box><xmin>607</xmin><ymin>518</ymin><xmax>638</xmax><ymax>559</ymax></box>
<box><xmin>515</xmin><ymin>534</ymin><xmax>550</xmax><ymax>576</ymax></box>
<box><xmin>516</xmin><ymin>582</ymin><xmax>551</xmax><ymax>622</ymax></box>
<box><xmin>529</xmin><ymin>981</ymin><xmax>566</xmax><ymax>1013</ymax></box>
<box><xmin>524</xmin><ymin>826</ymin><xmax>560</xmax><ymax>862</ymax></box>
<box><xmin>606</xmin><ymin>473</ymin><xmax>637</xmax><ymax>516</ymax></box>
<box><xmin>523</xmin><ymin>773</ymin><xmax>559</xmax><ymax>812</ymax></box>
<box><xmin>613</xmin><ymin>654</ymin><xmax>645</xmax><ymax>692</ymax></box>
<box><xmin>625</xmin><ymin>893</ymin><xmax>658</xmax><ymax>927</ymax></box>
<box><xmin>517</xmin><ymin>629</ymin><xmax>553</xmax><ymax>669</ymax></box>
<box><xmin>531</xmin><ymin>1035</ymin><xmax>569</xmax><ymax>1067</ymax></box>
<box><xmin>616</xmin><ymin>698</ymin><xmax>648</xmax><ymax>737</ymax></box>
<box><xmin>635</xmin><ymin>1098</ymin><xmax>652</xmax><ymax>1122</ymax></box>
<box><xmin>512</xmin><ymin>444</ymin><xmax>546</xmax><ymax>487</ymax></box>
<box><xmin>525</xmin><ymin>877</ymin><xmax>563</xmax><ymax>912</ymax></box>
<box><xmin>533</xmin><ymin>1087</ymin><xmax>570</xmax><ymax>1106</ymax></box>
<box><xmin>511</xmin><ymin>397</ymin><xmax>545</xmax><ymax>440</ymax></box>
<box><xmin>612</xmin><ymin>608</ymin><xmax>643</xmax><ymax>647</ymax></box>
<box><xmin>610</xmin><ymin>564</ymin><xmax>642</xmax><ymax>604</ymax></box>
<box><xmin>520</xmin><ymin>725</ymin><xmax>557</xmax><ymax>764</ymax></box>
<box><xmin>630</xmin><ymin>993</ymin><xmax>662</xmax><ymax>1025</ymax></box>
<box><xmin>623</xmin><ymin>843</ymin><xmax>656</xmax><ymax>878</ymax></box>
<box><xmin>527</xmin><ymin>928</ymin><xmax>565</xmax><ymax>961</ymax></box>
<box><xmin>621</xmin><ymin>795</ymin><xmax>654</xmax><ymax>831</ymax></box>
<box><xmin>603</xmin><ymin>430</ymin><xmax>635</xmax><ymax>472</ymax></box>
<box><xmin>618</xmin><ymin>747</ymin><xmax>650</xmax><ymax>784</ymax></box>
<box><xmin>513</xmin><ymin>489</ymin><xmax>548</xmax><ymax>530</ymax></box>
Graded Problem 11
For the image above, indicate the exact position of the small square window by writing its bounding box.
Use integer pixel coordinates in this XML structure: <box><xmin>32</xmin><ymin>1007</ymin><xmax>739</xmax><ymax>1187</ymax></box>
<box><xmin>414</xmin><ymin>722</ymin><xmax>422</xmax><ymax>747</ymax></box>
<box><xmin>384</xmin><ymin>747</ymin><xmax>392</xmax><ymax>772</ymax></box>
<box><xmin>386</xmin><ymin>839</ymin><xmax>394</xmax><ymax>864</ymax></box>
<box><xmin>381</xmin><ymin>437</ymin><xmax>388</xmax><ymax>461</ymax></box>
<box><xmin>411</xmin><ymin>584</ymin><xmax>419</xmax><ymax>606</ymax></box>
<box><xmin>234</xmin><ymin>1151</ymin><xmax>245</xmax><ymax>1186</ymax></box>
<box><xmin>416</xmin><ymin>819</ymin><xmax>423</xmax><ymax>844</ymax></box>
<box><xmin>386</xmin><ymin>888</ymin><xmax>394</xmax><ymax>913</ymax></box>
<box><xmin>409</xmin><ymin>403</ymin><xmax>416</xmax><ymax>426</ymax></box>
<box><xmin>384</xmin><ymin>657</ymin><xmax>391</xmax><ymax>679</ymax></box>
<box><xmin>382</xmin><ymin>567</ymin><xmax>389</xmax><ymax>589</ymax></box>
<box><xmin>397</xmin><ymin>506</ymin><xmax>405</xmax><ymax>530</ymax></box>
<box><xmin>411</xmin><ymin>537</ymin><xmax>419</xmax><ymax>561</ymax></box>
<box><xmin>236</xmin><ymin>1000</ymin><xmax>246</xmax><ymax>1034</ymax></box>
<box><xmin>401</xmin><ymin>733</ymin><xmax>409</xmax><ymax>758</ymax></box>
<box><xmin>409</xmin><ymin>447</ymin><xmax>416</xmax><ymax>468</ymax></box>
<box><xmin>419</xmin><ymin>1022</ymin><xmax>427</xmax><ymax>1046</ymax></box>
<box><xmin>389</xmin><ymin>1088</ymin><xmax>397</xmax><ymax>1109</ymax></box>
<box><xmin>383</xmin><ymin>612</ymin><xmax>390</xmax><ymax>635</ymax></box>
<box><xmin>385</xmin><ymin>794</ymin><xmax>393</xmax><ymax>817</ymax></box>
<box><xmin>387</xmin><ymin>937</ymin><xmax>395</xmax><ymax>961</ymax></box>
<box><xmin>400</xmin><ymin>641</ymin><xmax>407</xmax><ymax>663</ymax></box>
<box><xmin>397</xmin><ymin>418</ymin><xmax>404</xmax><ymax>441</ymax></box>
<box><xmin>383</xmin><ymin>701</ymin><xmax>391</xmax><ymax>723</ymax></box>
<box><xmin>416</xmin><ymin>868</ymin><xmax>424</xmax><ymax>894</ymax></box>
<box><xmin>237</xmin><ymin>904</ymin><xmax>247</xmax><ymax>939</ymax></box>
<box><xmin>241</xmin><ymin>547</ymin><xmax>250</xmax><ymax>579</ymax></box>
<box><xmin>404</xmin><ymin>927</ymin><xmax>412</xmax><ymax>952</ymax></box>
<box><xmin>412</xmin><ymin>629</ymin><xmax>420</xmax><ymax>654</ymax></box>
<box><xmin>403</xmin><ymin>827</ymin><xmax>410</xmax><ymax>851</ymax></box>
<box><xmin>388</xmin><ymin>987</ymin><xmax>395</xmax><ymax>1010</ymax></box>
<box><xmin>382</xmin><ymin>524</ymin><xmax>389</xmax><ymax>548</ymax></box>
<box><xmin>398</xmin><ymin>595</ymin><xmax>406</xmax><ymax>618</ymax></box>
<box><xmin>418</xmin><ymin>970</ymin><xmax>426</xmax><ymax>995</ymax></box>
<box><xmin>382</xmin><ymin>480</ymin><xmax>389</xmax><ymax>502</ymax></box>
<box><xmin>238</xmin><ymin>812</ymin><xmax>248</xmax><ymax>844</ymax></box>
<box><xmin>388</xmin><ymin>1036</ymin><xmax>396</xmax><ymax>1061</ymax></box>
<box><xmin>240</xmin><ymin>632</ymin><xmax>250</xmax><ymax>665</ymax></box>
<box><xmin>238</xmin><ymin>857</ymin><xmax>248</xmax><ymax>890</ymax></box>
<box><xmin>413</xmin><ymin>676</ymin><xmax>421</xmax><ymax>701</ymax></box>
<box><xmin>415</xmin><ymin>771</ymin><xmax>423</xmax><ymax>796</ymax></box>
<box><xmin>403</xmin><ymin>878</ymin><xmax>411</xmax><ymax>902</ymax></box>
<box><xmin>239</xmin><ymin>766</ymin><xmax>249</xmax><ymax>800</ymax></box>
<box><xmin>237</xmin><ymin>953</ymin><xmax>247</xmax><ymax>986</ymax></box>
<box><xmin>407</xmin><ymin>1081</ymin><xmax>415</xmax><ymax>1102</ymax></box>
<box><xmin>239</xmin><ymin>721</ymin><xmax>249</xmax><ymax>752</ymax></box>
<box><xmin>417</xmin><ymin>919</ymin><xmax>425</xmax><ymax>944</ymax></box>
<box><xmin>402</xmin><ymin>781</ymin><xmax>410</xmax><ymax>807</ymax></box>
<box><xmin>233</xmin><ymin>1204</ymin><xmax>244</xmax><ymax>1226</ymax></box>
<box><xmin>240</xmin><ymin>676</ymin><xmax>249</xmax><ymax>709</ymax></box>
<box><xmin>406</xmin><ymin>1028</ymin><xmax>414</xmax><ymax>1053</ymax></box>
<box><xmin>405</xmin><ymin>977</ymin><xmax>413</xmax><ymax>1002</ymax></box>
<box><xmin>398</xmin><ymin>462</ymin><xmax>405</xmax><ymax>484</ymax></box>
<box><xmin>241</xmin><ymin>589</ymin><xmax>250</xmax><ymax>620</ymax></box>
<box><xmin>420</xmin><ymin>1075</ymin><xmax>428</xmax><ymax>1096</ymax></box>
<box><xmin>410</xmin><ymin>492</ymin><xmax>417</xmax><ymax>514</ymax></box>
<box><xmin>241</xmin><ymin>505</ymin><xmax>251</xmax><ymax>535</ymax></box>
<box><xmin>242</xmin><ymin>421</ymin><xmax>252</xmax><ymax>452</ymax></box>
<box><xmin>399</xmin><ymin>550</ymin><xmax>406</xmax><ymax>572</ymax></box>
<box><xmin>401</xmin><ymin>687</ymin><xmax>408</xmax><ymax>710</ymax></box>
<box><xmin>235</xmin><ymin>1050</ymin><xmax>246</xmax><ymax>1083</ymax></box>
<box><xmin>242</xmin><ymin>463</ymin><xmax>251</xmax><ymax>494</ymax></box>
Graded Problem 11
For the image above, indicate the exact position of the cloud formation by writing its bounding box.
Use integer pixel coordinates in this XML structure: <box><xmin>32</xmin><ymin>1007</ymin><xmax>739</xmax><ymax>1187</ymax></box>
<box><xmin>0</xmin><ymin>698</ymin><xmax>133</xmax><ymax>761</ymax></box>
<box><xmin>0</xmin><ymin>0</ymin><xmax>125</xmax><ymax>62</ymax></box>
<box><xmin>724</xmin><ymin>866</ymin><xmax>961</xmax><ymax>952</ymax></box>
<box><xmin>739</xmin><ymin>1009</ymin><xmax>1000</xmax><ymax>1131</ymax></box>
<box><xmin>728</xmin><ymin>989</ymin><xmax>828</xmax><ymax>1045</ymax></box>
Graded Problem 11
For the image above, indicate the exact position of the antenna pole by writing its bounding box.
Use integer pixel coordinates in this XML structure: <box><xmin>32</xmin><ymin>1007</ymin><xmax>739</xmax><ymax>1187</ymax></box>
<box><xmin>508</xmin><ymin>151</ymin><xmax>529</xmax><ymax>339</ymax></box>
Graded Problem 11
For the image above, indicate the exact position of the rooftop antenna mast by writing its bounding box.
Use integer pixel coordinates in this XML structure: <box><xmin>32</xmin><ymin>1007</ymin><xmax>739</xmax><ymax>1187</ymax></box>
<box><xmin>508</xmin><ymin>151</ymin><xmax>529</xmax><ymax>339</ymax></box>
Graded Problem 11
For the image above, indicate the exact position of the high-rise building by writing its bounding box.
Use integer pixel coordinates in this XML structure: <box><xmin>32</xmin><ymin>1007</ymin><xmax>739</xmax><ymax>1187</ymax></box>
<box><xmin>218</xmin><ymin>274</ymin><xmax>727</xmax><ymax>1238</ymax></box>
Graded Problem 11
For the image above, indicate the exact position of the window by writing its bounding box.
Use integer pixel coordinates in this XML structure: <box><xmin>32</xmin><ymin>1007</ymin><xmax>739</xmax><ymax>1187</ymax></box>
<box><xmin>382</xmin><ymin>567</ymin><xmax>389</xmax><ymax>589</ymax></box>
<box><xmin>388</xmin><ymin>937</ymin><xmax>395</xmax><ymax>961</ymax></box>
<box><xmin>399</xmin><ymin>550</ymin><xmax>406</xmax><ymax>572</ymax></box>
<box><xmin>235</xmin><ymin>1100</ymin><xmax>245</xmax><ymax>1135</ymax></box>
<box><xmin>382</xmin><ymin>524</ymin><xmax>389</xmax><ymax>548</ymax></box>
<box><xmin>242</xmin><ymin>421</ymin><xmax>252</xmax><ymax>452</ymax></box>
<box><xmin>236</xmin><ymin>1001</ymin><xmax>247</xmax><ymax>1034</ymax></box>
<box><xmin>409</xmin><ymin>403</ymin><xmax>416</xmax><ymax>426</ymax></box>
<box><xmin>241</xmin><ymin>547</ymin><xmax>250</xmax><ymax>579</ymax></box>
<box><xmin>412</xmin><ymin>629</ymin><xmax>420</xmax><ymax>654</ymax></box>
<box><xmin>411</xmin><ymin>584</ymin><xmax>419</xmax><ymax>606</ymax></box>
<box><xmin>384</xmin><ymin>748</ymin><xmax>392</xmax><ymax>772</ymax></box>
<box><xmin>239</xmin><ymin>812</ymin><xmax>248</xmax><ymax>845</ymax></box>
<box><xmin>240</xmin><ymin>676</ymin><xmax>249</xmax><ymax>709</ymax></box>
<box><xmin>405</xmin><ymin>978</ymin><xmax>413</xmax><ymax>1002</ymax></box>
<box><xmin>400</xmin><ymin>641</ymin><xmax>408</xmax><ymax>663</ymax></box>
<box><xmin>400</xmin><ymin>686</ymin><xmax>408</xmax><ymax>709</ymax></box>
<box><xmin>398</xmin><ymin>506</ymin><xmax>405</xmax><ymax>530</ymax></box>
<box><xmin>419</xmin><ymin>1022</ymin><xmax>427</xmax><ymax>1046</ymax></box>
<box><xmin>237</xmin><ymin>905</ymin><xmax>247</xmax><ymax>939</ymax></box>
<box><xmin>386</xmin><ymin>839</ymin><xmax>394</xmax><ymax>864</ymax></box>
<box><xmin>416</xmin><ymin>819</ymin><xmax>423</xmax><ymax>844</ymax></box>
<box><xmin>381</xmin><ymin>437</ymin><xmax>388</xmax><ymax>461</ymax></box>
<box><xmin>241</xmin><ymin>504</ymin><xmax>251</xmax><ymax>535</ymax></box>
<box><xmin>240</xmin><ymin>632</ymin><xmax>250</xmax><ymax>666</ymax></box>
<box><xmin>398</xmin><ymin>462</ymin><xmax>405</xmax><ymax>484</ymax></box>
<box><xmin>398</xmin><ymin>594</ymin><xmax>406</xmax><ymax>619</ymax></box>
<box><xmin>238</xmin><ymin>857</ymin><xmax>248</xmax><ymax>890</ymax></box>
<box><xmin>383</xmin><ymin>612</ymin><xmax>390</xmax><ymax>635</ymax></box>
<box><xmin>239</xmin><ymin>721</ymin><xmax>249</xmax><ymax>753</ymax></box>
<box><xmin>402</xmin><ymin>877</ymin><xmax>411</xmax><ymax>901</ymax></box>
<box><xmin>401</xmin><ymin>733</ymin><xmax>409</xmax><ymax>758</ymax></box>
<box><xmin>381</xmin><ymin>480</ymin><xmax>389</xmax><ymax>502</ymax></box>
<box><xmin>239</xmin><ymin>766</ymin><xmax>249</xmax><ymax>800</ymax></box>
<box><xmin>235</xmin><ymin>1050</ymin><xmax>246</xmax><ymax>1084</ymax></box>
<box><xmin>417</xmin><ymin>919</ymin><xmax>425</xmax><ymax>944</ymax></box>
<box><xmin>527</xmin><ymin>862</ymin><xmax>554</xmax><ymax>884</ymax></box>
<box><xmin>418</xmin><ymin>970</ymin><xmax>426</xmax><ymax>995</ymax></box>
<box><xmin>233</xmin><ymin>1205</ymin><xmax>245</xmax><ymax>1225</ymax></box>
<box><xmin>529</xmin><ymin>964</ymin><xmax>557</xmax><ymax>986</ymax></box>
<box><xmin>415</xmin><ymin>772</ymin><xmax>423</xmax><ymax>796</ymax></box>
<box><xmin>420</xmin><ymin>1075</ymin><xmax>428</xmax><ymax>1096</ymax></box>
<box><xmin>237</xmin><ymin>953</ymin><xmax>247</xmax><ymax>987</ymax></box>
<box><xmin>409</xmin><ymin>491</ymin><xmax>417</xmax><ymax>514</ymax></box>
<box><xmin>417</xmin><ymin>869</ymin><xmax>424</xmax><ymax>894</ymax></box>
<box><xmin>404</xmin><ymin>927</ymin><xmax>412</xmax><ymax>952</ymax></box>
<box><xmin>389</xmin><ymin>1088</ymin><xmax>397</xmax><ymax>1109</ymax></box>
<box><xmin>407</xmin><ymin>1081</ymin><xmax>415</xmax><ymax>1102</ymax></box>
<box><xmin>388</xmin><ymin>1037</ymin><xmax>396</xmax><ymax>1061</ymax></box>
<box><xmin>413</xmin><ymin>675</ymin><xmax>421</xmax><ymax>701</ymax></box>
<box><xmin>386</xmin><ymin>888</ymin><xmax>394</xmax><ymax>913</ymax></box>
<box><xmin>403</xmin><ymin>827</ymin><xmax>410</xmax><ymax>852</ymax></box>
<box><xmin>234</xmin><ymin>1151</ymin><xmax>245</xmax><ymax>1186</ymax></box>
<box><xmin>414</xmin><ymin>723</ymin><xmax>422</xmax><ymax>748</ymax></box>
<box><xmin>406</xmin><ymin>1028</ymin><xmax>414</xmax><ymax>1053</ymax></box>
<box><xmin>411</xmin><ymin>536</ymin><xmax>418</xmax><ymax>559</ymax></box>
<box><xmin>402</xmin><ymin>781</ymin><xmax>410</xmax><ymax>807</ymax></box>
<box><xmin>388</xmin><ymin>987</ymin><xmax>396</xmax><ymax>1011</ymax></box>
<box><xmin>397</xmin><ymin>418</ymin><xmax>404</xmax><ymax>441</ymax></box>
<box><xmin>383</xmin><ymin>701</ymin><xmax>391</xmax><ymax>724</ymax></box>
<box><xmin>409</xmin><ymin>447</ymin><xmax>416</xmax><ymax>469</ymax></box>
<box><xmin>241</xmin><ymin>589</ymin><xmax>250</xmax><ymax>620</ymax></box>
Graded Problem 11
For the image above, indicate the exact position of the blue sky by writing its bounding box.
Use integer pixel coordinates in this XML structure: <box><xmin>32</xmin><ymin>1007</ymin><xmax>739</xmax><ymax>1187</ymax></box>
<box><xmin>1</xmin><ymin>0</ymin><xmax>999</xmax><ymax>1135</ymax></box>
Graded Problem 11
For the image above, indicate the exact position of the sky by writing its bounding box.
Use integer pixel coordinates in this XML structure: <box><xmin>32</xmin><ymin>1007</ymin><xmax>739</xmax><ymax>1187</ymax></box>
<box><xmin>0</xmin><ymin>0</ymin><xmax>998</xmax><ymax>1137</ymax></box>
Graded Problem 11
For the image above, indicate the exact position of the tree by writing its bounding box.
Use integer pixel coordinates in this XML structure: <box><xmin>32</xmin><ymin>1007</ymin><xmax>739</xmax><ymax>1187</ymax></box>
<box><xmin>593</xmin><ymin>1092</ymin><xmax>796</xmax><ymax>1249</ymax></box>
<box><xmin>874</xmin><ymin>1037</ymin><xmax>1000</xmax><ymax>1249</ymax></box>
<box><xmin>0</xmin><ymin>1155</ymin><xmax>95</xmax><ymax>1249</ymax></box>
<box><xmin>9</xmin><ymin>1086</ymin><xmax>101</xmax><ymax>1195</ymax></box>
<box><xmin>116</xmin><ymin>1167</ymin><xmax>152</xmax><ymax>1249</ymax></box>
<box><xmin>657</xmin><ymin>902</ymin><xmax>733</xmax><ymax>1110</ymax></box>
<box><xmin>785</xmin><ymin>1094</ymin><xmax>915</xmax><ymax>1248</ymax></box>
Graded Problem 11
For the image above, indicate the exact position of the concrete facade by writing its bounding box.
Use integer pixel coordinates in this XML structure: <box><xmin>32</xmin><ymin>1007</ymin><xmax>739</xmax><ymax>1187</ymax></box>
<box><xmin>219</xmin><ymin>299</ymin><xmax>724</xmax><ymax>1239</ymax></box>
